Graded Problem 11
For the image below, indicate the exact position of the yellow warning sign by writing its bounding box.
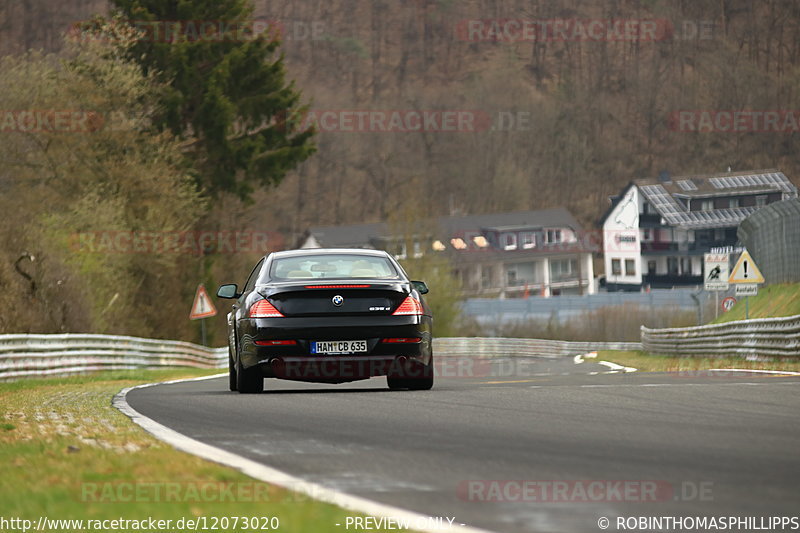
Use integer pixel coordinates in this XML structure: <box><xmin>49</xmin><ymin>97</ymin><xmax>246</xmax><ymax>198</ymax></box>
<box><xmin>728</xmin><ymin>251</ymin><xmax>765</xmax><ymax>284</ymax></box>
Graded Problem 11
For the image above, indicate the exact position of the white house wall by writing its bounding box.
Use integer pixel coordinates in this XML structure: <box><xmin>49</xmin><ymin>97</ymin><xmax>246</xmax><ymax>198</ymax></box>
<box><xmin>603</xmin><ymin>186</ymin><xmax>642</xmax><ymax>285</ymax></box>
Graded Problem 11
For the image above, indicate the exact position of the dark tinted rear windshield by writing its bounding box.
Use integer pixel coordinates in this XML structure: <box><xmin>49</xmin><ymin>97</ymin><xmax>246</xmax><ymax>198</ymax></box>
<box><xmin>269</xmin><ymin>254</ymin><xmax>400</xmax><ymax>281</ymax></box>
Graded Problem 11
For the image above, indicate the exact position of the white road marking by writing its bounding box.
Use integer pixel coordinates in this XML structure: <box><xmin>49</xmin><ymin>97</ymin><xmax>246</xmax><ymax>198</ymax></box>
<box><xmin>598</xmin><ymin>360</ymin><xmax>638</xmax><ymax>373</ymax></box>
<box><xmin>573</xmin><ymin>354</ymin><xmax>584</xmax><ymax>364</ymax></box>
<box><xmin>114</xmin><ymin>375</ymin><xmax>492</xmax><ymax>533</ymax></box>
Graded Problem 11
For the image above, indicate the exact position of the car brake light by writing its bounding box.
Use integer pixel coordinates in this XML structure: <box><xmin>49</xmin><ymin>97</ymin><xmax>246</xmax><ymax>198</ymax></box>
<box><xmin>392</xmin><ymin>296</ymin><xmax>423</xmax><ymax>316</ymax></box>
<box><xmin>249</xmin><ymin>299</ymin><xmax>284</xmax><ymax>318</ymax></box>
<box><xmin>304</xmin><ymin>284</ymin><xmax>371</xmax><ymax>289</ymax></box>
<box><xmin>382</xmin><ymin>337</ymin><xmax>422</xmax><ymax>343</ymax></box>
<box><xmin>255</xmin><ymin>340</ymin><xmax>297</xmax><ymax>346</ymax></box>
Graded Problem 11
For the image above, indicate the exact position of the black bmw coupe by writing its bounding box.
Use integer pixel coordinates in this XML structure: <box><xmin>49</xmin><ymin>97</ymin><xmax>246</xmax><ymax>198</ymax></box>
<box><xmin>217</xmin><ymin>249</ymin><xmax>434</xmax><ymax>393</ymax></box>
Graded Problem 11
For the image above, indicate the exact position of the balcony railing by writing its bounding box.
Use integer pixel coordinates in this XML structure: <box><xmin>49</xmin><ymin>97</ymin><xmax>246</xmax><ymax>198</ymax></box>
<box><xmin>642</xmin><ymin>273</ymin><xmax>703</xmax><ymax>287</ymax></box>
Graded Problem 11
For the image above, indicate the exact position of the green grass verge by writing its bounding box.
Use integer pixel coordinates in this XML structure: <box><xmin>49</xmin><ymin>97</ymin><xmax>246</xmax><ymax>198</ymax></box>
<box><xmin>598</xmin><ymin>350</ymin><xmax>800</xmax><ymax>373</ymax></box>
<box><xmin>711</xmin><ymin>282</ymin><xmax>800</xmax><ymax>323</ymax></box>
<box><xmin>0</xmin><ymin>369</ymin><xmax>414</xmax><ymax>532</ymax></box>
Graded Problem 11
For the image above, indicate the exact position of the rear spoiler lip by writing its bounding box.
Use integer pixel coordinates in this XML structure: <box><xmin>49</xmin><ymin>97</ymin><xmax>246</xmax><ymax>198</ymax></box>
<box><xmin>257</xmin><ymin>280</ymin><xmax>410</xmax><ymax>298</ymax></box>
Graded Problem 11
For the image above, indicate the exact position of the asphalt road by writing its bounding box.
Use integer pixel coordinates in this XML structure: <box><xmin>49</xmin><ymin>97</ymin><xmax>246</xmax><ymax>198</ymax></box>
<box><xmin>127</xmin><ymin>356</ymin><xmax>800</xmax><ymax>533</ymax></box>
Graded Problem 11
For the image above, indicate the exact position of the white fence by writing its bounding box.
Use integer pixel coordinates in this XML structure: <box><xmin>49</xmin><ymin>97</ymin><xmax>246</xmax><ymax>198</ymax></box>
<box><xmin>433</xmin><ymin>338</ymin><xmax>641</xmax><ymax>358</ymax></box>
<box><xmin>0</xmin><ymin>334</ymin><xmax>643</xmax><ymax>381</ymax></box>
<box><xmin>641</xmin><ymin>314</ymin><xmax>800</xmax><ymax>358</ymax></box>
<box><xmin>0</xmin><ymin>334</ymin><xmax>227</xmax><ymax>381</ymax></box>
<box><xmin>4</xmin><ymin>318</ymin><xmax>797</xmax><ymax>380</ymax></box>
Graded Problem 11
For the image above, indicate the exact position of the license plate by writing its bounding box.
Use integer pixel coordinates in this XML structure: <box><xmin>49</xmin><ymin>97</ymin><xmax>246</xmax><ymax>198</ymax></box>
<box><xmin>310</xmin><ymin>340</ymin><xmax>368</xmax><ymax>354</ymax></box>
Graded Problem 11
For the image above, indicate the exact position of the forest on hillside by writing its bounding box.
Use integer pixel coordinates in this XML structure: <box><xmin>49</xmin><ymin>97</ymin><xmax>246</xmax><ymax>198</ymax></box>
<box><xmin>1</xmin><ymin>0</ymin><xmax>799</xmax><ymax>340</ymax></box>
<box><xmin>3</xmin><ymin>0</ymin><xmax>800</xmax><ymax>232</ymax></box>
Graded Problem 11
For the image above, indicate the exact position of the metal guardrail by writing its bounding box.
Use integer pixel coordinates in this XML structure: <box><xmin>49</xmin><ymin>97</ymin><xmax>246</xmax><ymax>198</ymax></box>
<box><xmin>0</xmin><ymin>333</ymin><xmax>227</xmax><ymax>380</ymax></box>
<box><xmin>5</xmin><ymin>317</ymin><xmax>796</xmax><ymax>381</ymax></box>
<box><xmin>641</xmin><ymin>314</ymin><xmax>800</xmax><ymax>358</ymax></box>
<box><xmin>0</xmin><ymin>334</ymin><xmax>642</xmax><ymax>380</ymax></box>
<box><xmin>433</xmin><ymin>338</ymin><xmax>641</xmax><ymax>358</ymax></box>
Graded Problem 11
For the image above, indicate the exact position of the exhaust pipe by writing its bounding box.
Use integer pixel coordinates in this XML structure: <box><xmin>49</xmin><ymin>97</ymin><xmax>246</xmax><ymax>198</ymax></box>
<box><xmin>270</xmin><ymin>357</ymin><xmax>285</xmax><ymax>376</ymax></box>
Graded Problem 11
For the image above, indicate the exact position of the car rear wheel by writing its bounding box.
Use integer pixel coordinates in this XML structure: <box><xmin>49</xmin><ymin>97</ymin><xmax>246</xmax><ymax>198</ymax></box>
<box><xmin>228</xmin><ymin>347</ymin><xmax>238</xmax><ymax>391</ymax></box>
<box><xmin>236</xmin><ymin>357</ymin><xmax>264</xmax><ymax>394</ymax></box>
<box><xmin>387</xmin><ymin>357</ymin><xmax>434</xmax><ymax>390</ymax></box>
<box><xmin>408</xmin><ymin>360</ymin><xmax>434</xmax><ymax>390</ymax></box>
<box><xmin>387</xmin><ymin>375</ymin><xmax>407</xmax><ymax>390</ymax></box>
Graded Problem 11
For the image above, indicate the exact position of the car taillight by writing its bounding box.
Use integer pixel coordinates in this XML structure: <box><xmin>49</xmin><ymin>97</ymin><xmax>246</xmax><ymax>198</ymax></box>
<box><xmin>392</xmin><ymin>296</ymin><xmax>423</xmax><ymax>316</ymax></box>
<box><xmin>249</xmin><ymin>299</ymin><xmax>284</xmax><ymax>318</ymax></box>
<box><xmin>382</xmin><ymin>337</ymin><xmax>422</xmax><ymax>343</ymax></box>
<box><xmin>255</xmin><ymin>340</ymin><xmax>297</xmax><ymax>346</ymax></box>
<box><xmin>304</xmin><ymin>284</ymin><xmax>371</xmax><ymax>289</ymax></box>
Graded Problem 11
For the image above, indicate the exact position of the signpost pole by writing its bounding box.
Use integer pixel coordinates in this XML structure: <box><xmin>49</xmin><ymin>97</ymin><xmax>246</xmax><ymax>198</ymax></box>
<box><xmin>745</xmin><ymin>296</ymin><xmax>749</xmax><ymax>320</ymax></box>
<box><xmin>190</xmin><ymin>284</ymin><xmax>217</xmax><ymax>347</ymax></box>
<box><xmin>715</xmin><ymin>292</ymin><xmax>719</xmax><ymax>320</ymax></box>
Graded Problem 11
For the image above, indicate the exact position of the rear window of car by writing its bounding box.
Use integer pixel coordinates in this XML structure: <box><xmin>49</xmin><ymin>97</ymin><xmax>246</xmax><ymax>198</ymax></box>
<box><xmin>269</xmin><ymin>254</ymin><xmax>400</xmax><ymax>281</ymax></box>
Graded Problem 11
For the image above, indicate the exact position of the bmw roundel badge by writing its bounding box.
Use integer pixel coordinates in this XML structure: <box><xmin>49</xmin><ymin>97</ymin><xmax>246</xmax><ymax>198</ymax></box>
<box><xmin>332</xmin><ymin>295</ymin><xmax>344</xmax><ymax>306</ymax></box>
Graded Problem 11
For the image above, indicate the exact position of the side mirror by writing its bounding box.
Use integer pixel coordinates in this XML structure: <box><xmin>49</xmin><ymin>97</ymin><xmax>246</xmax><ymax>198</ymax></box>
<box><xmin>411</xmin><ymin>280</ymin><xmax>429</xmax><ymax>295</ymax></box>
<box><xmin>217</xmin><ymin>284</ymin><xmax>240</xmax><ymax>299</ymax></box>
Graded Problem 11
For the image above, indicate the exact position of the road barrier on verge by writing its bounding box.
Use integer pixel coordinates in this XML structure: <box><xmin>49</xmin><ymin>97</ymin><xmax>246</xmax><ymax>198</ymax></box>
<box><xmin>641</xmin><ymin>314</ymin><xmax>800</xmax><ymax>358</ymax></box>
<box><xmin>0</xmin><ymin>334</ymin><xmax>643</xmax><ymax>381</ymax></box>
<box><xmin>0</xmin><ymin>333</ymin><xmax>228</xmax><ymax>380</ymax></box>
<box><xmin>433</xmin><ymin>338</ymin><xmax>641</xmax><ymax>357</ymax></box>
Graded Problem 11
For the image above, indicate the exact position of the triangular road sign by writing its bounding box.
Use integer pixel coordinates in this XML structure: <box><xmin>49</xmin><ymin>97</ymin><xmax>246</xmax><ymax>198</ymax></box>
<box><xmin>189</xmin><ymin>284</ymin><xmax>217</xmax><ymax>319</ymax></box>
<box><xmin>728</xmin><ymin>250</ymin><xmax>765</xmax><ymax>284</ymax></box>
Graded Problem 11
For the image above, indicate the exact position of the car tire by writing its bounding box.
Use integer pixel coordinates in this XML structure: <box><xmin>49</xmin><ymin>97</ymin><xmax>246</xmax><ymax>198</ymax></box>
<box><xmin>387</xmin><ymin>357</ymin><xmax>434</xmax><ymax>391</ymax></box>
<box><xmin>408</xmin><ymin>359</ymin><xmax>434</xmax><ymax>391</ymax></box>
<box><xmin>228</xmin><ymin>347</ymin><xmax>238</xmax><ymax>392</ymax></box>
<box><xmin>386</xmin><ymin>375</ymin><xmax>407</xmax><ymax>390</ymax></box>
<box><xmin>236</xmin><ymin>357</ymin><xmax>264</xmax><ymax>394</ymax></box>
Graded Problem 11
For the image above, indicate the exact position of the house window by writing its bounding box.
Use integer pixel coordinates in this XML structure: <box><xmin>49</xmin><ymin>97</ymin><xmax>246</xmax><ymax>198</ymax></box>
<box><xmin>625</xmin><ymin>259</ymin><xmax>636</xmax><ymax>276</ymax></box>
<box><xmin>473</xmin><ymin>235</ymin><xmax>489</xmax><ymax>248</ymax></box>
<box><xmin>501</xmin><ymin>233</ymin><xmax>517</xmax><ymax>251</ymax></box>
<box><xmin>481</xmin><ymin>266</ymin><xmax>494</xmax><ymax>288</ymax></box>
<box><xmin>550</xmin><ymin>259</ymin><xmax>576</xmax><ymax>280</ymax></box>
<box><xmin>647</xmin><ymin>260</ymin><xmax>656</xmax><ymax>275</ymax></box>
<box><xmin>756</xmin><ymin>195</ymin><xmax>768</xmax><ymax>207</ymax></box>
<box><xmin>450</xmin><ymin>238</ymin><xmax>467</xmax><ymax>250</ymax></box>
<box><xmin>520</xmin><ymin>232</ymin><xmax>536</xmax><ymax>249</ymax></box>
<box><xmin>729</xmin><ymin>198</ymin><xmax>740</xmax><ymax>208</ymax></box>
<box><xmin>413</xmin><ymin>241</ymin><xmax>422</xmax><ymax>258</ymax></box>
<box><xmin>667</xmin><ymin>257</ymin><xmax>679</xmax><ymax>275</ymax></box>
<box><xmin>642</xmin><ymin>229</ymin><xmax>653</xmax><ymax>242</ymax></box>
<box><xmin>507</xmin><ymin>269</ymin><xmax>517</xmax><ymax>286</ymax></box>
<box><xmin>432</xmin><ymin>240</ymin><xmax>446</xmax><ymax>251</ymax></box>
<box><xmin>611</xmin><ymin>259</ymin><xmax>622</xmax><ymax>276</ymax></box>
<box><xmin>701</xmin><ymin>200</ymin><xmax>714</xmax><ymax>211</ymax></box>
<box><xmin>545</xmin><ymin>229</ymin><xmax>562</xmax><ymax>244</ymax></box>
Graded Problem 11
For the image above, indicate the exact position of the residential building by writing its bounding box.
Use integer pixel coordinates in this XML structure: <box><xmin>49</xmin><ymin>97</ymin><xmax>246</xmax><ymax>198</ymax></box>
<box><xmin>601</xmin><ymin>169</ymin><xmax>797</xmax><ymax>291</ymax></box>
<box><xmin>301</xmin><ymin>208</ymin><xmax>596</xmax><ymax>297</ymax></box>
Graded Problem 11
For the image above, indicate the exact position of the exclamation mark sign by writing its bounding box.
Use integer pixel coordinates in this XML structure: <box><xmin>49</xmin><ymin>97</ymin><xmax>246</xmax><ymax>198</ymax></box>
<box><xmin>744</xmin><ymin>261</ymin><xmax>748</xmax><ymax>279</ymax></box>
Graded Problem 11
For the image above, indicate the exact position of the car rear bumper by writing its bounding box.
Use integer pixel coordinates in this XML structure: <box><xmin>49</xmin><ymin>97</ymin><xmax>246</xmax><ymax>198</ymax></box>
<box><xmin>237</xmin><ymin>315</ymin><xmax>432</xmax><ymax>382</ymax></box>
<box><xmin>255</xmin><ymin>355</ymin><xmax>430</xmax><ymax>383</ymax></box>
